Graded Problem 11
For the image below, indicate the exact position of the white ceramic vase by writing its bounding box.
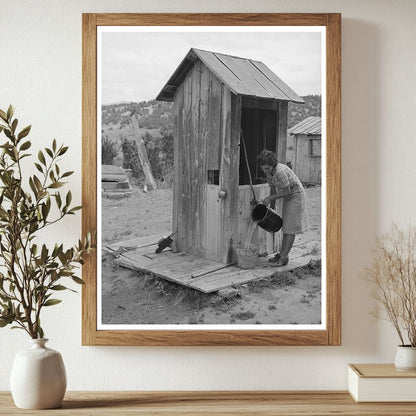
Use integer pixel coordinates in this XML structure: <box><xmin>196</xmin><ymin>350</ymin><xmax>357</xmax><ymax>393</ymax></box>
<box><xmin>394</xmin><ymin>345</ymin><xmax>416</xmax><ymax>371</ymax></box>
<box><xmin>10</xmin><ymin>339</ymin><xmax>67</xmax><ymax>409</ymax></box>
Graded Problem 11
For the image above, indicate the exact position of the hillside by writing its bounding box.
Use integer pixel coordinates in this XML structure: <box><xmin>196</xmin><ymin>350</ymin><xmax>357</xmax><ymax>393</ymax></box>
<box><xmin>288</xmin><ymin>95</ymin><xmax>321</xmax><ymax>128</ymax></box>
<box><xmin>101</xmin><ymin>96</ymin><xmax>321</xmax><ymax>185</ymax></box>
<box><xmin>101</xmin><ymin>95</ymin><xmax>321</xmax><ymax>134</ymax></box>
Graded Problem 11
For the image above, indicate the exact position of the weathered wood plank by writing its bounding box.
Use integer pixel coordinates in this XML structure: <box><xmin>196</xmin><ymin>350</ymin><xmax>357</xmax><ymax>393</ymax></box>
<box><xmin>182</xmin><ymin>72</ymin><xmax>192</xmax><ymax>253</ymax></box>
<box><xmin>277</xmin><ymin>101</ymin><xmax>288</xmax><ymax>163</ymax></box>
<box><xmin>190</xmin><ymin>62</ymin><xmax>201</xmax><ymax>257</ymax></box>
<box><xmin>237</xmin><ymin>184</ymin><xmax>266</xmax><ymax>254</ymax></box>
<box><xmin>195</xmin><ymin>254</ymin><xmax>317</xmax><ymax>293</ymax></box>
<box><xmin>206</xmin><ymin>71</ymin><xmax>221</xmax><ymax>170</ymax></box>
<box><xmin>131</xmin><ymin>116</ymin><xmax>158</xmax><ymax>190</ymax></box>
<box><xmin>105</xmin><ymin>233</ymin><xmax>167</xmax><ymax>251</ymax></box>
<box><xmin>198</xmin><ymin>64</ymin><xmax>210</xmax><ymax>257</ymax></box>
<box><xmin>218</xmin><ymin>85</ymin><xmax>230</xmax><ymax>263</ymax></box>
<box><xmin>236</xmin><ymin>184</ymin><xmax>281</xmax><ymax>256</ymax></box>
<box><xmin>219</xmin><ymin>88</ymin><xmax>241</xmax><ymax>263</ymax></box>
<box><xmin>206</xmin><ymin>185</ymin><xmax>219</xmax><ymax>261</ymax></box>
<box><xmin>112</xmin><ymin>233</ymin><xmax>317</xmax><ymax>293</ymax></box>
<box><xmin>228</xmin><ymin>94</ymin><xmax>242</xmax><ymax>262</ymax></box>
<box><xmin>172</xmin><ymin>83</ymin><xmax>184</xmax><ymax>252</ymax></box>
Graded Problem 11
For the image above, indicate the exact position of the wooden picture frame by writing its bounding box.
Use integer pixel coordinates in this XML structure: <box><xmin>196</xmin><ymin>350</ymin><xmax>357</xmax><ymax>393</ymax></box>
<box><xmin>82</xmin><ymin>13</ymin><xmax>341</xmax><ymax>346</ymax></box>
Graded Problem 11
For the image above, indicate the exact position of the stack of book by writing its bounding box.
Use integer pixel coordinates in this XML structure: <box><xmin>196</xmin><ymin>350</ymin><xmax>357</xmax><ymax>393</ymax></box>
<box><xmin>348</xmin><ymin>364</ymin><xmax>416</xmax><ymax>402</ymax></box>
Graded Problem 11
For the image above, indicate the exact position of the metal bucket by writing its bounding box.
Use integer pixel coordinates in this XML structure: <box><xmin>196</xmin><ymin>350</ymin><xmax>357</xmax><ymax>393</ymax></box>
<box><xmin>236</xmin><ymin>246</ymin><xmax>259</xmax><ymax>269</ymax></box>
<box><xmin>251</xmin><ymin>203</ymin><xmax>283</xmax><ymax>233</ymax></box>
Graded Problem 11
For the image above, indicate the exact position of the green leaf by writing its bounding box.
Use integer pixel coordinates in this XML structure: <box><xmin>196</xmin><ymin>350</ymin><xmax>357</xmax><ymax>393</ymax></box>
<box><xmin>6</xmin><ymin>105</ymin><xmax>14</xmax><ymax>121</ymax></box>
<box><xmin>38</xmin><ymin>150</ymin><xmax>46</xmax><ymax>165</ymax></box>
<box><xmin>71</xmin><ymin>276</ymin><xmax>85</xmax><ymax>285</ymax></box>
<box><xmin>29</xmin><ymin>177</ymin><xmax>38</xmax><ymax>197</ymax></box>
<box><xmin>45</xmin><ymin>147</ymin><xmax>53</xmax><ymax>158</ymax></box>
<box><xmin>58</xmin><ymin>250</ymin><xmax>66</xmax><ymax>264</ymax></box>
<box><xmin>38</xmin><ymin>325</ymin><xmax>44</xmax><ymax>339</ymax></box>
<box><xmin>33</xmin><ymin>175</ymin><xmax>42</xmax><ymax>192</ymax></box>
<box><xmin>52</xmin><ymin>139</ymin><xmax>57</xmax><ymax>152</ymax></box>
<box><xmin>0</xmin><ymin>317</ymin><xmax>13</xmax><ymax>327</ymax></box>
<box><xmin>48</xmin><ymin>182</ymin><xmax>64</xmax><ymax>189</ymax></box>
<box><xmin>31</xmin><ymin>244</ymin><xmax>38</xmax><ymax>256</ymax></box>
<box><xmin>0</xmin><ymin>109</ymin><xmax>7</xmax><ymax>121</ymax></box>
<box><xmin>69</xmin><ymin>206</ymin><xmax>82</xmax><ymax>213</ymax></box>
<box><xmin>34</xmin><ymin>163</ymin><xmax>43</xmax><ymax>173</ymax></box>
<box><xmin>19</xmin><ymin>140</ymin><xmax>31</xmax><ymax>151</ymax></box>
<box><xmin>41</xmin><ymin>202</ymin><xmax>50</xmax><ymax>220</ymax></box>
<box><xmin>43</xmin><ymin>299</ymin><xmax>62</xmax><ymax>307</ymax></box>
<box><xmin>50</xmin><ymin>285</ymin><xmax>68</xmax><ymax>291</ymax></box>
<box><xmin>65</xmin><ymin>191</ymin><xmax>72</xmax><ymax>207</ymax></box>
<box><xmin>11</xmin><ymin>119</ymin><xmax>18</xmax><ymax>133</ymax></box>
<box><xmin>51</xmin><ymin>244</ymin><xmax>59</xmax><ymax>258</ymax></box>
<box><xmin>55</xmin><ymin>192</ymin><xmax>62</xmax><ymax>208</ymax></box>
<box><xmin>41</xmin><ymin>244</ymin><xmax>48</xmax><ymax>262</ymax></box>
<box><xmin>3</xmin><ymin>129</ymin><xmax>12</xmax><ymax>140</ymax></box>
<box><xmin>61</xmin><ymin>171</ymin><xmax>74</xmax><ymax>178</ymax></box>
<box><xmin>58</xmin><ymin>146</ymin><xmax>69</xmax><ymax>156</ymax></box>
<box><xmin>17</xmin><ymin>125</ymin><xmax>31</xmax><ymax>140</ymax></box>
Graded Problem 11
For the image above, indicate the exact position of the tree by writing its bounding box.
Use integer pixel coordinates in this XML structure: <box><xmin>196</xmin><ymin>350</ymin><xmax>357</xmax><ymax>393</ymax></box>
<box><xmin>121</xmin><ymin>137</ymin><xmax>142</xmax><ymax>179</ymax></box>
<box><xmin>101</xmin><ymin>136</ymin><xmax>118</xmax><ymax>165</ymax></box>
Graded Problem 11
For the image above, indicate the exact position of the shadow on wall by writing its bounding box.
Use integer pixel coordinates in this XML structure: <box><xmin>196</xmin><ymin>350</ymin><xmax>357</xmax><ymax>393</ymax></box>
<box><xmin>341</xmin><ymin>19</ymin><xmax>381</xmax><ymax>354</ymax></box>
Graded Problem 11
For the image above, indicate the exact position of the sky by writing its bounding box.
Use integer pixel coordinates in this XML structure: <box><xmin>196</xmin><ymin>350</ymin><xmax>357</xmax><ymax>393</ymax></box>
<box><xmin>100</xmin><ymin>28</ymin><xmax>323</xmax><ymax>105</ymax></box>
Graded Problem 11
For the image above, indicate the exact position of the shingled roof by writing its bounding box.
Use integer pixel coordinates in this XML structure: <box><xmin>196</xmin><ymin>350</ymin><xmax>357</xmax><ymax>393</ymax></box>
<box><xmin>156</xmin><ymin>48</ymin><xmax>305</xmax><ymax>104</ymax></box>
<box><xmin>289</xmin><ymin>116</ymin><xmax>321</xmax><ymax>135</ymax></box>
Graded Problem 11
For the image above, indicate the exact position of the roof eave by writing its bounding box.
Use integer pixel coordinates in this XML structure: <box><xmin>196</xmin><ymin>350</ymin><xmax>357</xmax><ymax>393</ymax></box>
<box><xmin>156</xmin><ymin>49</ymin><xmax>198</xmax><ymax>102</ymax></box>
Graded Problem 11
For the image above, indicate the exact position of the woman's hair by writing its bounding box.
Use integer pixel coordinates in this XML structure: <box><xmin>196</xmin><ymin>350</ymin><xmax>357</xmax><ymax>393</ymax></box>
<box><xmin>257</xmin><ymin>149</ymin><xmax>278</xmax><ymax>168</ymax></box>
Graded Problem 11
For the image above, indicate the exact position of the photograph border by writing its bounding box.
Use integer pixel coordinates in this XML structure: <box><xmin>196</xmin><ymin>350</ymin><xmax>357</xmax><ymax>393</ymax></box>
<box><xmin>82</xmin><ymin>13</ymin><xmax>341</xmax><ymax>346</ymax></box>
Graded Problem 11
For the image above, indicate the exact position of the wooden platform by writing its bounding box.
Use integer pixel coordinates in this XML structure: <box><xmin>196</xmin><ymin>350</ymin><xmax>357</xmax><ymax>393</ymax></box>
<box><xmin>105</xmin><ymin>234</ymin><xmax>319</xmax><ymax>293</ymax></box>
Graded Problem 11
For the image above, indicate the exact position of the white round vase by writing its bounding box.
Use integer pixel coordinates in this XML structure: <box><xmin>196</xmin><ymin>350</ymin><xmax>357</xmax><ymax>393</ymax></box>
<box><xmin>10</xmin><ymin>339</ymin><xmax>67</xmax><ymax>409</ymax></box>
<box><xmin>394</xmin><ymin>346</ymin><xmax>416</xmax><ymax>371</ymax></box>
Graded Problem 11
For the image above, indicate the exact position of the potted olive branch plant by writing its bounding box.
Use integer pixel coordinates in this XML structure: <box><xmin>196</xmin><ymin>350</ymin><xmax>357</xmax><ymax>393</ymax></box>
<box><xmin>363</xmin><ymin>223</ymin><xmax>416</xmax><ymax>370</ymax></box>
<box><xmin>0</xmin><ymin>105</ymin><xmax>94</xmax><ymax>409</ymax></box>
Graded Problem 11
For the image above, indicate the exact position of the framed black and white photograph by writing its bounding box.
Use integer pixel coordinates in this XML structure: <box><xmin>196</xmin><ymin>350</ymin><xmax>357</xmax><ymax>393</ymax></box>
<box><xmin>82</xmin><ymin>13</ymin><xmax>341</xmax><ymax>346</ymax></box>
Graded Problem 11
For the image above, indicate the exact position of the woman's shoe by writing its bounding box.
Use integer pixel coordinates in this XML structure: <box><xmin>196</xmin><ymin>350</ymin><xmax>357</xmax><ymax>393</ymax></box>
<box><xmin>268</xmin><ymin>253</ymin><xmax>281</xmax><ymax>263</ymax></box>
<box><xmin>272</xmin><ymin>257</ymin><xmax>289</xmax><ymax>267</ymax></box>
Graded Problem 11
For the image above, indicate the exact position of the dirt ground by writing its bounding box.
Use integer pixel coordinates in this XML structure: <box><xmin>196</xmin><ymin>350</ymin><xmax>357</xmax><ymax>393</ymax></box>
<box><xmin>101</xmin><ymin>186</ymin><xmax>322</xmax><ymax>325</ymax></box>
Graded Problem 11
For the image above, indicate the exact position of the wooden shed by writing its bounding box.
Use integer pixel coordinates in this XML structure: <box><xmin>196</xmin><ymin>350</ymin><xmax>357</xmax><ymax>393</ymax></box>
<box><xmin>287</xmin><ymin>116</ymin><xmax>322</xmax><ymax>185</ymax></box>
<box><xmin>156</xmin><ymin>48</ymin><xmax>304</xmax><ymax>264</ymax></box>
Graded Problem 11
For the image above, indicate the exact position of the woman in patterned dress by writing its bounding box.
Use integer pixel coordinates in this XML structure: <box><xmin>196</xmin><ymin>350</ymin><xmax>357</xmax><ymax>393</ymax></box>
<box><xmin>257</xmin><ymin>149</ymin><xmax>308</xmax><ymax>266</ymax></box>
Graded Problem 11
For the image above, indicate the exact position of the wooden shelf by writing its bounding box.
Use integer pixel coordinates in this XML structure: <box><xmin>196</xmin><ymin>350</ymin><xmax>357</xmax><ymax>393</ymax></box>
<box><xmin>1</xmin><ymin>391</ymin><xmax>416</xmax><ymax>415</ymax></box>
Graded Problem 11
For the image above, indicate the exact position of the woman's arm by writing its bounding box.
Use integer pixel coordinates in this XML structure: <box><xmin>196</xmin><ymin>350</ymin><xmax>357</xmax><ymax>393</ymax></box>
<box><xmin>262</xmin><ymin>186</ymin><xmax>291</xmax><ymax>205</ymax></box>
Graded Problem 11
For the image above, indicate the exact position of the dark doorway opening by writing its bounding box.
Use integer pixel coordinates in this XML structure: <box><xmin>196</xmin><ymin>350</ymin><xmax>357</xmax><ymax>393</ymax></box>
<box><xmin>239</xmin><ymin>107</ymin><xmax>278</xmax><ymax>185</ymax></box>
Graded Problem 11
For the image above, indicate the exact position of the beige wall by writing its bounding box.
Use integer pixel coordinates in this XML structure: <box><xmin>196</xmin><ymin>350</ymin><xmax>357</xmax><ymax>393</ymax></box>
<box><xmin>1</xmin><ymin>0</ymin><xmax>415</xmax><ymax>390</ymax></box>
